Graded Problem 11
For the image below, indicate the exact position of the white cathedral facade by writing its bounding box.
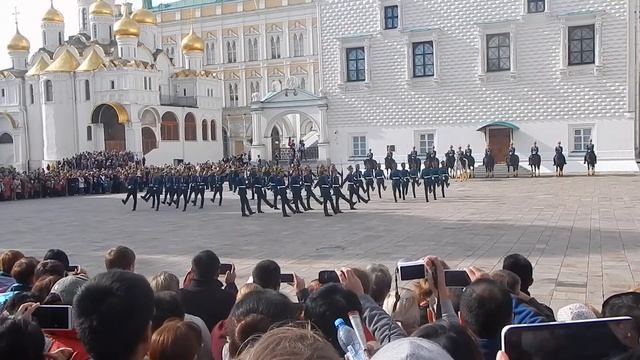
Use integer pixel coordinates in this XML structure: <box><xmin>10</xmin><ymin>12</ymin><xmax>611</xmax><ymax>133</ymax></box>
<box><xmin>1</xmin><ymin>0</ymin><xmax>639</xmax><ymax>173</ymax></box>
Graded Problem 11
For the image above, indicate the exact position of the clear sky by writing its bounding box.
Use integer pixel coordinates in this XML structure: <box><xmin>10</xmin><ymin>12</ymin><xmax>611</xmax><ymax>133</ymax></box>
<box><xmin>0</xmin><ymin>0</ymin><xmax>143</xmax><ymax>69</ymax></box>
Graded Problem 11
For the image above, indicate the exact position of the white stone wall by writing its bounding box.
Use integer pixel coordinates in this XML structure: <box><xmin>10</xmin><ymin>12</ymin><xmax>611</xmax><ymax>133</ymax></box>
<box><xmin>319</xmin><ymin>0</ymin><xmax>637</xmax><ymax>171</ymax></box>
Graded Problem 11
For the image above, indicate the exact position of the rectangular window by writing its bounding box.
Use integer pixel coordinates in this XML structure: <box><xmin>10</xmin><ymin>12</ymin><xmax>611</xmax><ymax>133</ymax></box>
<box><xmin>418</xmin><ymin>133</ymin><xmax>435</xmax><ymax>154</ymax></box>
<box><xmin>352</xmin><ymin>136</ymin><xmax>367</xmax><ymax>157</ymax></box>
<box><xmin>568</xmin><ymin>25</ymin><xmax>595</xmax><ymax>66</ymax></box>
<box><xmin>572</xmin><ymin>127</ymin><xmax>592</xmax><ymax>152</ymax></box>
<box><xmin>413</xmin><ymin>41</ymin><xmax>434</xmax><ymax>78</ymax></box>
<box><xmin>486</xmin><ymin>33</ymin><xmax>511</xmax><ymax>72</ymax></box>
<box><xmin>528</xmin><ymin>0</ymin><xmax>545</xmax><ymax>13</ymax></box>
<box><xmin>1</xmin><ymin>89</ymin><xmax>4</xmax><ymax>97</ymax></box>
<box><xmin>29</xmin><ymin>85</ymin><xmax>34</xmax><ymax>104</ymax></box>
<box><xmin>384</xmin><ymin>5</ymin><xmax>398</xmax><ymax>30</ymax></box>
<box><xmin>110</xmin><ymin>80</ymin><xmax>115</xmax><ymax>90</ymax></box>
<box><xmin>346</xmin><ymin>47</ymin><xmax>366</xmax><ymax>82</ymax></box>
<box><xmin>84</xmin><ymin>80</ymin><xmax>90</xmax><ymax>101</ymax></box>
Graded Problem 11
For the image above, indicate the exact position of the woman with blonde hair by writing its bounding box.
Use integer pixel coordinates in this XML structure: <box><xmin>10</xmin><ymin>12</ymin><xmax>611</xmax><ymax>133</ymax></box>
<box><xmin>383</xmin><ymin>287</ymin><xmax>421</xmax><ymax>334</ymax></box>
<box><xmin>239</xmin><ymin>326</ymin><xmax>341</xmax><ymax>360</ymax></box>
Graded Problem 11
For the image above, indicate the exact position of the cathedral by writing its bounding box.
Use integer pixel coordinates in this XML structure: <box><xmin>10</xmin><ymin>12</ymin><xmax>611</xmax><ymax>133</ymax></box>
<box><xmin>1</xmin><ymin>0</ymin><xmax>639</xmax><ymax>173</ymax></box>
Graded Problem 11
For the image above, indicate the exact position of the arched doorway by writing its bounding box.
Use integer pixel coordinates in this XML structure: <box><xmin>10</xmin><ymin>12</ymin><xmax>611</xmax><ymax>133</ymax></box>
<box><xmin>271</xmin><ymin>126</ymin><xmax>281</xmax><ymax>160</ymax></box>
<box><xmin>92</xmin><ymin>103</ymin><xmax>127</xmax><ymax>152</ymax></box>
<box><xmin>142</xmin><ymin>127</ymin><xmax>157</xmax><ymax>155</ymax></box>
<box><xmin>161</xmin><ymin>112</ymin><xmax>179</xmax><ymax>140</ymax></box>
<box><xmin>222</xmin><ymin>127</ymin><xmax>230</xmax><ymax>158</ymax></box>
<box><xmin>0</xmin><ymin>132</ymin><xmax>14</xmax><ymax>166</ymax></box>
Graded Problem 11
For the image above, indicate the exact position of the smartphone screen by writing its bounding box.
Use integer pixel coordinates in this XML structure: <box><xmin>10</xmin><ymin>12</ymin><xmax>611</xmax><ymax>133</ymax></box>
<box><xmin>502</xmin><ymin>317</ymin><xmax>636</xmax><ymax>360</ymax></box>
<box><xmin>280</xmin><ymin>273</ymin><xmax>294</xmax><ymax>283</ymax></box>
<box><xmin>32</xmin><ymin>305</ymin><xmax>72</xmax><ymax>330</ymax></box>
<box><xmin>318</xmin><ymin>270</ymin><xmax>340</xmax><ymax>284</ymax></box>
<box><xmin>219</xmin><ymin>263</ymin><xmax>233</xmax><ymax>275</ymax></box>
<box><xmin>399</xmin><ymin>263</ymin><xmax>425</xmax><ymax>281</ymax></box>
<box><xmin>444</xmin><ymin>270</ymin><xmax>471</xmax><ymax>288</ymax></box>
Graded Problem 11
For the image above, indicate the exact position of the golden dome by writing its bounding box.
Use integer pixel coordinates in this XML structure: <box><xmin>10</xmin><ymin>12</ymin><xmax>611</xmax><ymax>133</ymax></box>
<box><xmin>76</xmin><ymin>49</ymin><xmax>104</xmax><ymax>72</ymax></box>
<box><xmin>44</xmin><ymin>49</ymin><xmax>80</xmax><ymax>73</ymax></box>
<box><xmin>7</xmin><ymin>29</ymin><xmax>30</xmax><ymax>52</ymax></box>
<box><xmin>42</xmin><ymin>3</ymin><xmax>65</xmax><ymax>23</ymax></box>
<box><xmin>114</xmin><ymin>9</ymin><xmax>140</xmax><ymax>37</ymax></box>
<box><xmin>26</xmin><ymin>57</ymin><xmax>50</xmax><ymax>76</ymax></box>
<box><xmin>89</xmin><ymin>0</ymin><xmax>114</xmax><ymax>17</ymax></box>
<box><xmin>132</xmin><ymin>8</ymin><xmax>156</xmax><ymax>25</ymax></box>
<box><xmin>181</xmin><ymin>28</ymin><xmax>204</xmax><ymax>53</ymax></box>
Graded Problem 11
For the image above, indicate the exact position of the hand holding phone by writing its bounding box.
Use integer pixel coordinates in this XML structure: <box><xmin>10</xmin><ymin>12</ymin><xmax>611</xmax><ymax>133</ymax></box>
<box><xmin>318</xmin><ymin>270</ymin><xmax>340</xmax><ymax>285</ymax></box>
<box><xmin>219</xmin><ymin>263</ymin><xmax>235</xmax><ymax>285</ymax></box>
<box><xmin>397</xmin><ymin>260</ymin><xmax>426</xmax><ymax>281</ymax></box>
<box><xmin>32</xmin><ymin>305</ymin><xmax>73</xmax><ymax>331</ymax></box>
<box><xmin>280</xmin><ymin>273</ymin><xmax>294</xmax><ymax>283</ymax></box>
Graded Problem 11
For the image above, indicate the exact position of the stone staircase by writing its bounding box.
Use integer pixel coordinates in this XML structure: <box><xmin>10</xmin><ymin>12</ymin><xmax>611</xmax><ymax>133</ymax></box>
<box><xmin>471</xmin><ymin>164</ymin><xmax>532</xmax><ymax>178</ymax></box>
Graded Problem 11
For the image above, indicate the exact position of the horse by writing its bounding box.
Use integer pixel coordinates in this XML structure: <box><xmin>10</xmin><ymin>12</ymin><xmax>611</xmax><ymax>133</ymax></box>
<box><xmin>445</xmin><ymin>151</ymin><xmax>456</xmax><ymax>177</ymax></box>
<box><xmin>464</xmin><ymin>154</ymin><xmax>475</xmax><ymax>178</ymax></box>
<box><xmin>384</xmin><ymin>154</ymin><xmax>395</xmax><ymax>176</ymax></box>
<box><xmin>528</xmin><ymin>153</ymin><xmax>541</xmax><ymax>177</ymax></box>
<box><xmin>506</xmin><ymin>153</ymin><xmax>520</xmax><ymax>178</ymax></box>
<box><xmin>554</xmin><ymin>152</ymin><xmax>566</xmax><ymax>176</ymax></box>
<box><xmin>585</xmin><ymin>150</ymin><xmax>597</xmax><ymax>176</ymax></box>
<box><xmin>482</xmin><ymin>152</ymin><xmax>495</xmax><ymax>178</ymax></box>
<box><xmin>364</xmin><ymin>157</ymin><xmax>378</xmax><ymax>171</ymax></box>
<box><xmin>454</xmin><ymin>156</ymin><xmax>468</xmax><ymax>181</ymax></box>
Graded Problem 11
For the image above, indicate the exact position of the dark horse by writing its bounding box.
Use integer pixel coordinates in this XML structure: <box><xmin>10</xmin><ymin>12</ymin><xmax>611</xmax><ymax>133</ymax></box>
<box><xmin>445</xmin><ymin>151</ymin><xmax>456</xmax><ymax>177</ymax></box>
<box><xmin>529</xmin><ymin>153</ymin><xmax>541</xmax><ymax>177</ymax></box>
<box><xmin>464</xmin><ymin>154</ymin><xmax>475</xmax><ymax>178</ymax></box>
<box><xmin>364</xmin><ymin>157</ymin><xmax>378</xmax><ymax>171</ymax></box>
<box><xmin>554</xmin><ymin>147</ymin><xmax>566</xmax><ymax>176</ymax></box>
<box><xmin>506</xmin><ymin>153</ymin><xmax>520</xmax><ymax>177</ymax></box>
<box><xmin>585</xmin><ymin>149</ymin><xmax>597</xmax><ymax>176</ymax></box>
<box><xmin>482</xmin><ymin>151</ymin><xmax>495</xmax><ymax>178</ymax></box>
<box><xmin>384</xmin><ymin>153</ymin><xmax>396</xmax><ymax>176</ymax></box>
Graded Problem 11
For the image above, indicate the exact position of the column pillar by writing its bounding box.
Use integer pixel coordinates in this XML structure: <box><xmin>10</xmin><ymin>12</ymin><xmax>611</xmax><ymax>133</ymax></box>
<box><xmin>250</xmin><ymin>110</ymin><xmax>266</xmax><ymax>161</ymax></box>
<box><xmin>316</xmin><ymin>106</ymin><xmax>330</xmax><ymax>164</ymax></box>
<box><xmin>283</xmin><ymin>21</ymin><xmax>290</xmax><ymax>58</ymax></box>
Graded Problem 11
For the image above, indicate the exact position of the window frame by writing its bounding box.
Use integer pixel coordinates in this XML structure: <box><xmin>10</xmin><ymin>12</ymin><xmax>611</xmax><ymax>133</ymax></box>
<box><xmin>84</xmin><ymin>80</ymin><xmax>91</xmax><ymax>101</ymax></box>
<box><xmin>346</xmin><ymin>47</ymin><xmax>367</xmax><ymax>82</ymax></box>
<box><xmin>568</xmin><ymin>24</ymin><xmax>595</xmax><ymax>66</ymax></box>
<box><xmin>383</xmin><ymin>5</ymin><xmax>399</xmax><ymax>30</ymax></box>
<box><xmin>417</xmin><ymin>132</ymin><xmax>435</xmax><ymax>155</ymax></box>
<box><xmin>44</xmin><ymin>80</ymin><xmax>53</xmax><ymax>102</ymax></box>
<box><xmin>338</xmin><ymin>35</ymin><xmax>372</xmax><ymax>90</ymax></box>
<box><xmin>351</xmin><ymin>135</ymin><xmax>368</xmax><ymax>158</ymax></box>
<box><xmin>412</xmin><ymin>41</ymin><xmax>435</xmax><ymax>78</ymax></box>
<box><xmin>569</xmin><ymin>126</ymin><xmax>593</xmax><ymax>153</ymax></box>
<box><xmin>486</xmin><ymin>33</ymin><xmax>511</xmax><ymax>72</ymax></box>
<box><xmin>527</xmin><ymin>0</ymin><xmax>545</xmax><ymax>14</ymax></box>
<box><xmin>86</xmin><ymin>125</ymin><xmax>92</xmax><ymax>141</ymax></box>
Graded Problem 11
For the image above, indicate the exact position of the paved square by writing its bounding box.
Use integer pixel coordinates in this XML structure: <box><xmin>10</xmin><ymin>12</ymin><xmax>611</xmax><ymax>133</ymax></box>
<box><xmin>2</xmin><ymin>175</ymin><xmax>640</xmax><ymax>310</ymax></box>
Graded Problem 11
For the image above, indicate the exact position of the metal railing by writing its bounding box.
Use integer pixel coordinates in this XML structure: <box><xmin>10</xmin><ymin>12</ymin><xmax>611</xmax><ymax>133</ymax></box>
<box><xmin>275</xmin><ymin>146</ymin><xmax>319</xmax><ymax>163</ymax></box>
<box><xmin>160</xmin><ymin>95</ymin><xmax>197</xmax><ymax>107</ymax></box>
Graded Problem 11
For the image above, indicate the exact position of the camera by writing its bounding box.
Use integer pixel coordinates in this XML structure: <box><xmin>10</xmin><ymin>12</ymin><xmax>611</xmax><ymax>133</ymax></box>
<box><xmin>397</xmin><ymin>260</ymin><xmax>426</xmax><ymax>281</ymax></box>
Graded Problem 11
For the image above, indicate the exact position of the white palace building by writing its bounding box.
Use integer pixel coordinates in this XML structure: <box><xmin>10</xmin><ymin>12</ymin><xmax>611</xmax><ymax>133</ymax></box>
<box><xmin>0</xmin><ymin>0</ymin><xmax>639</xmax><ymax>173</ymax></box>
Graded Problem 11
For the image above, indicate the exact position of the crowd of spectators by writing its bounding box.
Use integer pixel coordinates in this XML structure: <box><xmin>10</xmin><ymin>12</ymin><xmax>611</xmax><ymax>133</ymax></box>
<box><xmin>0</xmin><ymin>151</ymin><xmax>140</xmax><ymax>201</ymax></box>
<box><xmin>0</xmin><ymin>248</ymin><xmax>639</xmax><ymax>360</ymax></box>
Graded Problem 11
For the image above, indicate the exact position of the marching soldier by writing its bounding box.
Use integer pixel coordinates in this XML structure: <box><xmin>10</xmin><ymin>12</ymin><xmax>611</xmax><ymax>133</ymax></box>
<box><xmin>400</xmin><ymin>162</ymin><xmax>409</xmax><ymax>200</ymax></box>
<box><xmin>375</xmin><ymin>163</ymin><xmax>386</xmax><ymax>199</ymax></box>
<box><xmin>409</xmin><ymin>163</ymin><xmax>421</xmax><ymax>199</ymax></box>
<box><xmin>332</xmin><ymin>167</ymin><xmax>355</xmax><ymax>212</ymax></box>
<box><xmin>211</xmin><ymin>167</ymin><xmax>226</xmax><ymax>206</ymax></box>
<box><xmin>121</xmin><ymin>171</ymin><xmax>140</xmax><ymax>211</ymax></box>
<box><xmin>275</xmin><ymin>168</ymin><xmax>297</xmax><ymax>217</ymax></box>
<box><xmin>254</xmin><ymin>167</ymin><xmax>274</xmax><ymax>213</ymax></box>
<box><xmin>188</xmin><ymin>170</ymin><xmax>199</xmax><ymax>205</ymax></box>
<box><xmin>343</xmin><ymin>165</ymin><xmax>368</xmax><ymax>205</ymax></box>
<box><xmin>363</xmin><ymin>164</ymin><xmax>375</xmax><ymax>201</ymax></box>
<box><xmin>237</xmin><ymin>169</ymin><xmax>255</xmax><ymax>217</ymax></box>
<box><xmin>269</xmin><ymin>168</ymin><xmax>280</xmax><ymax>209</ymax></box>
<box><xmin>390</xmin><ymin>164</ymin><xmax>402</xmax><ymax>203</ymax></box>
<box><xmin>162</xmin><ymin>171</ymin><xmax>175</xmax><ymax>205</ymax></box>
<box><xmin>438</xmin><ymin>161</ymin><xmax>450</xmax><ymax>198</ymax></box>
<box><xmin>175</xmin><ymin>171</ymin><xmax>191</xmax><ymax>211</ymax></box>
<box><xmin>208</xmin><ymin>168</ymin><xmax>218</xmax><ymax>203</ymax></box>
<box><xmin>303</xmin><ymin>166</ymin><xmax>322</xmax><ymax>210</ymax></box>
<box><xmin>248</xmin><ymin>166</ymin><xmax>258</xmax><ymax>200</ymax></box>
<box><xmin>289</xmin><ymin>168</ymin><xmax>309</xmax><ymax>213</ymax></box>
<box><xmin>420</xmin><ymin>161</ymin><xmax>432</xmax><ymax>202</ymax></box>
<box><xmin>193</xmin><ymin>170</ymin><xmax>207</xmax><ymax>209</ymax></box>
<box><xmin>150</xmin><ymin>170</ymin><xmax>164</xmax><ymax>211</ymax></box>
<box><xmin>353</xmin><ymin>164</ymin><xmax>366</xmax><ymax>201</ymax></box>
<box><xmin>314</xmin><ymin>167</ymin><xmax>338</xmax><ymax>216</ymax></box>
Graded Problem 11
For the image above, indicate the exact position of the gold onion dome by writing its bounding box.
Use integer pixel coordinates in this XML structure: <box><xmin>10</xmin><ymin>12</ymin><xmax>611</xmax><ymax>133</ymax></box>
<box><xmin>89</xmin><ymin>0</ymin><xmax>114</xmax><ymax>16</ymax></box>
<box><xmin>114</xmin><ymin>9</ymin><xmax>140</xmax><ymax>37</ymax></box>
<box><xmin>7</xmin><ymin>29</ymin><xmax>30</xmax><ymax>52</ymax></box>
<box><xmin>42</xmin><ymin>4</ymin><xmax>65</xmax><ymax>23</ymax></box>
<box><xmin>44</xmin><ymin>49</ymin><xmax>80</xmax><ymax>73</ymax></box>
<box><xmin>132</xmin><ymin>8</ymin><xmax>156</xmax><ymax>25</ymax></box>
<box><xmin>181</xmin><ymin>28</ymin><xmax>204</xmax><ymax>53</ymax></box>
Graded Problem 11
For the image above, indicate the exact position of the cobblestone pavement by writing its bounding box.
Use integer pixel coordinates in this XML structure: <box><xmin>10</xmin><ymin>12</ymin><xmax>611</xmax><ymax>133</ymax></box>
<box><xmin>2</xmin><ymin>175</ymin><xmax>640</xmax><ymax>310</ymax></box>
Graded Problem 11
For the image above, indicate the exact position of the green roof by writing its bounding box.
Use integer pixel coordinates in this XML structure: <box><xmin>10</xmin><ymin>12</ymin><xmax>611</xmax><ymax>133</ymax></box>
<box><xmin>476</xmin><ymin>121</ymin><xmax>520</xmax><ymax>131</ymax></box>
<box><xmin>152</xmin><ymin>0</ymin><xmax>236</xmax><ymax>12</ymax></box>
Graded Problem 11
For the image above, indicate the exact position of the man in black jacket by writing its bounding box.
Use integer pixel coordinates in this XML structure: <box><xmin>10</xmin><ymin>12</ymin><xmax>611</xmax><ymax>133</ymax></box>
<box><xmin>178</xmin><ymin>250</ymin><xmax>237</xmax><ymax>331</ymax></box>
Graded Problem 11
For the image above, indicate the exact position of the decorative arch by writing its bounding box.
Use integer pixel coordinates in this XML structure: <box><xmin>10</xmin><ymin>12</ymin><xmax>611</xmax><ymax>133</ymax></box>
<box><xmin>211</xmin><ymin>120</ymin><xmax>217</xmax><ymax>141</ymax></box>
<box><xmin>138</xmin><ymin>107</ymin><xmax>160</xmax><ymax>127</ymax></box>
<box><xmin>262</xmin><ymin>110</ymin><xmax>318</xmax><ymax>139</ymax></box>
<box><xmin>0</xmin><ymin>133</ymin><xmax>13</xmax><ymax>144</ymax></box>
<box><xmin>0</xmin><ymin>113</ymin><xmax>18</xmax><ymax>129</ymax></box>
<box><xmin>201</xmin><ymin>119</ymin><xmax>208</xmax><ymax>141</ymax></box>
<box><xmin>142</xmin><ymin>127</ymin><xmax>158</xmax><ymax>155</ymax></box>
<box><xmin>300</xmin><ymin>117</ymin><xmax>315</xmax><ymax>136</ymax></box>
<box><xmin>161</xmin><ymin>111</ymin><xmax>179</xmax><ymax>140</ymax></box>
<box><xmin>91</xmin><ymin>103</ymin><xmax>128</xmax><ymax>152</ymax></box>
<box><xmin>184</xmin><ymin>112</ymin><xmax>197</xmax><ymax>141</ymax></box>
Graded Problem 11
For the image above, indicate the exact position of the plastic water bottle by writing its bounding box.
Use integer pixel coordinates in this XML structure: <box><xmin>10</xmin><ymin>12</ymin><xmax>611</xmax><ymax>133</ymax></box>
<box><xmin>335</xmin><ymin>318</ymin><xmax>368</xmax><ymax>360</ymax></box>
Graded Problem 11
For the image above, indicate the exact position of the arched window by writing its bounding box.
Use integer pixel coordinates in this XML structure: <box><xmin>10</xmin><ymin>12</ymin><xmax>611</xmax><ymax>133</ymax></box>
<box><xmin>44</xmin><ymin>80</ymin><xmax>53</xmax><ymax>102</ymax></box>
<box><xmin>81</xmin><ymin>8</ymin><xmax>88</xmax><ymax>31</ymax></box>
<box><xmin>160</xmin><ymin>112</ymin><xmax>179</xmax><ymax>140</ymax></box>
<box><xmin>227</xmin><ymin>41</ymin><xmax>237</xmax><ymax>63</ymax></box>
<box><xmin>296</xmin><ymin>33</ymin><xmax>304</xmax><ymax>57</ymax></box>
<box><xmin>29</xmin><ymin>84</ymin><xmax>34</xmax><ymax>104</ymax></box>
<box><xmin>86</xmin><ymin>126</ymin><xmax>92</xmax><ymax>141</ymax></box>
<box><xmin>211</xmin><ymin>120</ymin><xmax>217</xmax><ymax>141</ymax></box>
<box><xmin>92</xmin><ymin>24</ymin><xmax>97</xmax><ymax>39</ymax></box>
<box><xmin>58</xmin><ymin>32</ymin><xmax>63</xmax><ymax>45</ymax></box>
<box><xmin>0</xmin><ymin>133</ymin><xmax>13</xmax><ymax>144</ymax></box>
<box><xmin>271</xmin><ymin>36</ymin><xmax>281</xmax><ymax>59</ymax></box>
<box><xmin>202</xmin><ymin>120</ymin><xmax>208</xmax><ymax>141</ymax></box>
<box><xmin>42</xmin><ymin>31</ymin><xmax>46</xmax><ymax>46</ymax></box>
<box><xmin>252</xmin><ymin>38</ymin><xmax>259</xmax><ymax>60</ymax></box>
<box><xmin>84</xmin><ymin>80</ymin><xmax>90</xmax><ymax>101</ymax></box>
<box><xmin>184</xmin><ymin>113</ymin><xmax>197</xmax><ymax>141</ymax></box>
